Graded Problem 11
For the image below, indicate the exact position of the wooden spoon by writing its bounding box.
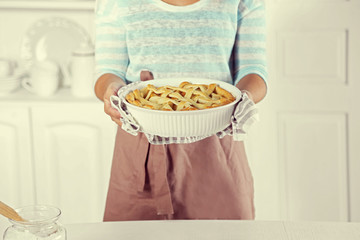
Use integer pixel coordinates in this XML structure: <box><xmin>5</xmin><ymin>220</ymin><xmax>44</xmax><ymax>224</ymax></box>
<box><xmin>0</xmin><ymin>201</ymin><xmax>26</xmax><ymax>222</ymax></box>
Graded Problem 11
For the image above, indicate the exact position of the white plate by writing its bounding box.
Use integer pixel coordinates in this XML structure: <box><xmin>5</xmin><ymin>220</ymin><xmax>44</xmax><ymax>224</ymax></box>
<box><xmin>0</xmin><ymin>69</ymin><xmax>25</xmax><ymax>82</ymax></box>
<box><xmin>20</xmin><ymin>17</ymin><xmax>91</xmax><ymax>87</ymax></box>
<box><xmin>0</xmin><ymin>81</ymin><xmax>21</xmax><ymax>87</ymax></box>
<box><xmin>0</xmin><ymin>79</ymin><xmax>21</xmax><ymax>84</ymax></box>
<box><xmin>0</xmin><ymin>82</ymin><xmax>20</xmax><ymax>95</ymax></box>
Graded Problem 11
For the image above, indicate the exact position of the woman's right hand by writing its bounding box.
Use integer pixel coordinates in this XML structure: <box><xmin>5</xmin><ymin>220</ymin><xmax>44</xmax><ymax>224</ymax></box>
<box><xmin>95</xmin><ymin>71</ymin><xmax>153</xmax><ymax>126</ymax></box>
<box><xmin>94</xmin><ymin>73</ymin><xmax>126</xmax><ymax>126</ymax></box>
<box><xmin>103</xmin><ymin>81</ymin><xmax>124</xmax><ymax>126</ymax></box>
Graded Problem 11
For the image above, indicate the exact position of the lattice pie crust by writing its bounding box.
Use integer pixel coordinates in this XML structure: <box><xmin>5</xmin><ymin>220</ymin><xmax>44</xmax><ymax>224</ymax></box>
<box><xmin>125</xmin><ymin>81</ymin><xmax>236</xmax><ymax>111</ymax></box>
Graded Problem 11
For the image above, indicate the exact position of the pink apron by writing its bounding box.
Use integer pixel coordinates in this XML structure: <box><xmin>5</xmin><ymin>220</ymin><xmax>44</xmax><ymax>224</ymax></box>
<box><xmin>103</xmin><ymin>127</ymin><xmax>255</xmax><ymax>220</ymax></box>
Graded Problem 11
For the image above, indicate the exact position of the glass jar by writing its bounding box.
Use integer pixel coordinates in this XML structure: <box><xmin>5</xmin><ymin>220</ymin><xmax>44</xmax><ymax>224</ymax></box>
<box><xmin>3</xmin><ymin>205</ymin><xmax>66</xmax><ymax>240</ymax></box>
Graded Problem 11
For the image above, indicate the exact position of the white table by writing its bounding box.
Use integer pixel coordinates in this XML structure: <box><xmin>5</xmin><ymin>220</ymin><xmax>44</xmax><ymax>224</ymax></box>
<box><xmin>1</xmin><ymin>219</ymin><xmax>360</xmax><ymax>240</ymax></box>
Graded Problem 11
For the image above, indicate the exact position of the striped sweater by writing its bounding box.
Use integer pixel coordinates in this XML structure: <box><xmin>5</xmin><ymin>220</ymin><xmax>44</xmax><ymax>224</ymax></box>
<box><xmin>95</xmin><ymin>0</ymin><xmax>267</xmax><ymax>85</ymax></box>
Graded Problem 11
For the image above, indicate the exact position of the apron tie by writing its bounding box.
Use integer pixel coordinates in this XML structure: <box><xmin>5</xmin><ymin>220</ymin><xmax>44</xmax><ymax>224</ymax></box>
<box><xmin>134</xmin><ymin>133</ymin><xmax>174</xmax><ymax>215</ymax></box>
<box><xmin>148</xmin><ymin>144</ymin><xmax>174</xmax><ymax>215</ymax></box>
<box><xmin>135</xmin><ymin>133</ymin><xmax>151</xmax><ymax>192</ymax></box>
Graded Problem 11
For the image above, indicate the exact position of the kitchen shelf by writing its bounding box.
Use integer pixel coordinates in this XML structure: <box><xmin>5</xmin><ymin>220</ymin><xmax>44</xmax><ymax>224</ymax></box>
<box><xmin>0</xmin><ymin>0</ymin><xmax>95</xmax><ymax>11</ymax></box>
<box><xmin>0</xmin><ymin>87</ymin><xmax>99</xmax><ymax>103</ymax></box>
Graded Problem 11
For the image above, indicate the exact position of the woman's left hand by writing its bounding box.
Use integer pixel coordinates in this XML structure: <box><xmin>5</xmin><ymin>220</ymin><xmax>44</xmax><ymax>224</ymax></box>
<box><xmin>140</xmin><ymin>70</ymin><xmax>154</xmax><ymax>81</ymax></box>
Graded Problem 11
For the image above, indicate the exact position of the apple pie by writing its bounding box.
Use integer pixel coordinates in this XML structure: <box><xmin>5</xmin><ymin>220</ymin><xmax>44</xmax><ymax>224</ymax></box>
<box><xmin>125</xmin><ymin>81</ymin><xmax>236</xmax><ymax>111</ymax></box>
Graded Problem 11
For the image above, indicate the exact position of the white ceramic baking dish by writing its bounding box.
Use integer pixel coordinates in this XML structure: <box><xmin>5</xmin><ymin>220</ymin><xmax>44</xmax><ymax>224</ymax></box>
<box><xmin>116</xmin><ymin>78</ymin><xmax>242</xmax><ymax>137</ymax></box>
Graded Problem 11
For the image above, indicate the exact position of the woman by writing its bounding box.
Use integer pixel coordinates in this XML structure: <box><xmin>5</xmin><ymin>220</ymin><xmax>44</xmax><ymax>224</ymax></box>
<box><xmin>94</xmin><ymin>0</ymin><xmax>267</xmax><ymax>220</ymax></box>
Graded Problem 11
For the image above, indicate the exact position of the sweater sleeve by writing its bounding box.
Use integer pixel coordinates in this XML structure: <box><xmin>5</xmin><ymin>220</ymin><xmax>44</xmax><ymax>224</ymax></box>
<box><xmin>95</xmin><ymin>0</ymin><xmax>129</xmax><ymax>81</ymax></box>
<box><xmin>233</xmin><ymin>0</ymin><xmax>268</xmax><ymax>86</ymax></box>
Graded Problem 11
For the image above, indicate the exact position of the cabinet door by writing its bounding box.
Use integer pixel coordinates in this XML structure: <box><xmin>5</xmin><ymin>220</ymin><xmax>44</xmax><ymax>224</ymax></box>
<box><xmin>31</xmin><ymin>103</ymin><xmax>117</xmax><ymax>224</ymax></box>
<box><xmin>0</xmin><ymin>106</ymin><xmax>35</xmax><ymax>207</ymax></box>
<box><xmin>246</xmin><ymin>0</ymin><xmax>360</xmax><ymax>221</ymax></box>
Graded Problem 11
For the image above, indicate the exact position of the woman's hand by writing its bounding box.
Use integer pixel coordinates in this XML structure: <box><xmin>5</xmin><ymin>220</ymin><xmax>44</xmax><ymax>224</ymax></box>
<box><xmin>94</xmin><ymin>71</ymin><xmax>154</xmax><ymax>126</ymax></box>
<box><xmin>140</xmin><ymin>70</ymin><xmax>154</xmax><ymax>81</ymax></box>
<box><xmin>103</xmin><ymin>81</ymin><xmax>124</xmax><ymax>126</ymax></box>
<box><xmin>94</xmin><ymin>73</ymin><xmax>126</xmax><ymax>126</ymax></box>
<box><xmin>236</xmin><ymin>74</ymin><xmax>267</xmax><ymax>104</ymax></box>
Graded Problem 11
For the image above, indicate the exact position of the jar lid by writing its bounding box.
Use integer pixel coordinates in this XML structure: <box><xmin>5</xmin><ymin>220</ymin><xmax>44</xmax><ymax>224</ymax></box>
<box><xmin>72</xmin><ymin>41</ymin><xmax>95</xmax><ymax>56</ymax></box>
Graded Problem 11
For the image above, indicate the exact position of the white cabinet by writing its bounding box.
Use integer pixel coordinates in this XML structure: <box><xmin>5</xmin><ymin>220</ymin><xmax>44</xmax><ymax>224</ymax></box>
<box><xmin>0</xmin><ymin>106</ymin><xmax>35</xmax><ymax>208</ymax></box>
<box><xmin>0</xmin><ymin>91</ymin><xmax>117</xmax><ymax>224</ymax></box>
<box><xmin>31</xmin><ymin>104</ymin><xmax>116</xmax><ymax>224</ymax></box>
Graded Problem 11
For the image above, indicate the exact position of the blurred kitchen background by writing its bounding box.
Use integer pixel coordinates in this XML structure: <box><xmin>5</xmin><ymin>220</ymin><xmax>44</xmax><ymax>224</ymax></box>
<box><xmin>0</xmin><ymin>0</ymin><xmax>359</xmax><ymax>225</ymax></box>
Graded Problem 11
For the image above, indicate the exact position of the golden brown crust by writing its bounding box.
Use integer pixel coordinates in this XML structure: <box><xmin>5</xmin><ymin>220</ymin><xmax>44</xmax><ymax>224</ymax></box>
<box><xmin>125</xmin><ymin>81</ymin><xmax>236</xmax><ymax>111</ymax></box>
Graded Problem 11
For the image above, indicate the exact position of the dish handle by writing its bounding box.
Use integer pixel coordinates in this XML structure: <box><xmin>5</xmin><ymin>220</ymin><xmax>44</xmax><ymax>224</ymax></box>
<box><xmin>110</xmin><ymin>94</ymin><xmax>141</xmax><ymax>134</ymax></box>
<box><xmin>21</xmin><ymin>77</ymin><xmax>34</xmax><ymax>93</ymax></box>
<box><xmin>110</xmin><ymin>95</ymin><xmax>121</xmax><ymax>112</ymax></box>
<box><xmin>60</xmin><ymin>62</ymin><xmax>71</xmax><ymax>87</ymax></box>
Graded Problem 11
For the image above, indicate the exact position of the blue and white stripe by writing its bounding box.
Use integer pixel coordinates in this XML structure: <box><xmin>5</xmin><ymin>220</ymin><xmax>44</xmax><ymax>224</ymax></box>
<box><xmin>95</xmin><ymin>0</ymin><xmax>267</xmax><ymax>85</ymax></box>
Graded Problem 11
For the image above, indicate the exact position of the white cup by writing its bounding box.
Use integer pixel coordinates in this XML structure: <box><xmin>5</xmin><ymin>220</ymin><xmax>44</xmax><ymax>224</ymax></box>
<box><xmin>0</xmin><ymin>58</ymin><xmax>15</xmax><ymax>78</ymax></box>
<box><xmin>22</xmin><ymin>60</ymin><xmax>60</xmax><ymax>97</ymax></box>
